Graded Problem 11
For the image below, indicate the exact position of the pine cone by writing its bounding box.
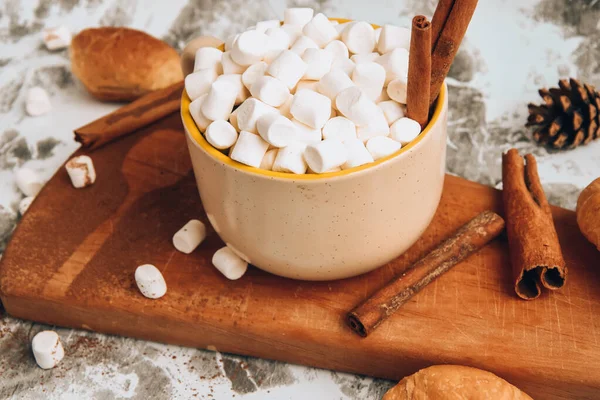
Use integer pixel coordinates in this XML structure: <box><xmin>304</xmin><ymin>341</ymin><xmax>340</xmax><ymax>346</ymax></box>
<box><xmin>526</xmin><ymin>78</ymin><xmax>600</xmax><ymax>149</ymax></box>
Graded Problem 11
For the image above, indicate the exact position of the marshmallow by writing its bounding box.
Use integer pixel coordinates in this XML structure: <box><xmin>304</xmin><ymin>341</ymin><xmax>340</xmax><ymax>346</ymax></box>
<box><xmin>317</xmin><ymin>69</ymin><xmax>354</xmax><ymax>101</ymax></box>
<box><xmin>324</xmin><ymin>40</ymin><xmax>349</xmax><ymax>62</ymax></box>
<box><xmin>376</xmin><ymin>48</ymin><xmax>409</xmax><ymax>85</ymax></box>
<box><xmin>278</xmin><ymin>94</ymin><xmax>294</xmax><ymax>117</ymax></box>
<box><xmin>341</xmin><ymin>21</ymin><xmax>376</xmax><ymax>54</ymax></box>
<box><xmin>212</xmin><ymin>246</ymin><xmax>248</xmax><ymax>280</ymax></box>
<box><xmin>375</xmin><ymin>88</ymin><xmax>391</xmax><ymax>103</ymax></box>
<box><xmin>224</xmin><ymin>34</ymin><xmax>239</xmax><ymax>51</ymax></box>
<box><xmin>264</xmin><ymin>27</ymin><xmax>292</xmax><ymax>62</ymax></box>
<box><xmin>322</xmin><ymin>116</ymin><xmax>357</xmax><ymax>142</ymax></box>
<box><xmin>250</xmin><ymin>75</ymin><xmax>290</xmax><ymax>107</ymax></box>
<box><xmin>185</xmin><ymin>69</ymin><xmax>218</xmax><ymax>101</ymax></box>
<box><xmin>291</xmin><ymin>119</ymin><xmax>322</xmax><ymax>144</ymax></box>
<box><xmin>42</xmin><ymin>25</ymin><xmax>71</xmax><ymax>50</ymax></box>
<box><xmin>294</xmin><ymin>80</ymin><xmax>319</xmax><ymax>93</ymax></box>
<box><xmin>304</xmin><ymin>139</ymin><xmax>348</xmax><ymax>173</ymax></box>
<box><xmin>374</xmin><ymin>27</ymin><xmax>382</xmax><ymax>42</ymax></box>
<box><xmin>193</xmin><ymin>47</ymin><xmax>224</xmax><ymax>74</ymax></box>
<box><xmin>366</xmin><ymin>136</ymin><xmax>402</xmax><ymax>160</ymax></box>
<box><xmin>303</xmin><ymin>13</ymin><xmax>339</xmax><ymax>48</ymax></box>
<box><xmin>256</xmin><ymin>19</ymin><xmax>280</xmax><ymax>33</ymax></box>
<box><xmin>289</xmin><ymin>35</ymin><xmax>319</xmax><ymax>56</ymax></box>
<box><xmin>356</xmin><ymin>108</ymin><xmax>390</xmax><ymax>142</ymax></box>
<box><xmin>236</xmin><ymin>98</ymin><xmax>279</xmax><ymax>133</ymax></box>
<box><xmin>229</xmin><ymin>109</ymin><xmax>239</xmax><ymax>131</ymax></box>
<box><xmin>378</xmin><ymin>100</ymin><xmax>405</xmax><ymax>125</ymax></box>
<box><xmin>387</xmin><ymin>76</ymin><xmax>408</xmax><ymax>104</ymax></box>
<box><xmin>330</xmin><ymin>20</ymin><xmax>339</xmax><ymax>26</ymax></box>
<box><xmin>352</xmin><ymin>62</ymin><xmax>386</xmax><ymax>101</ymax></box>
<box><xmin>173</xmin><ymin>219</ymin><xmax>207</xmax><ymax>254</ymax></box>
<box><xmin>19</xmin><ymin>196</ymin><xmax>34</xmax><ymax>215</ymax></box>
<box><xmin>65</xmin><ymin>155</ymin><xmax>96</xmax><ymax>188</ymax></box>
<box><xmin>205</xmin><ymin>120</ymin><xmax>238</xmax><ymax>150</ymax></box>
<box><xmin>302</xmin><ymin>48</ymin><xmax>333</xmax><ymax>80</ymax></box>
<box><xmin>290</xmin><ymin>89</ymin><xmax>331</xmax><ymax>129</ymax></box>
<box><xmin>335</xmin><ymin>86</ymin><xmax>380</xmax><ymax>127</ymax></box>
<box><xmin>335</xmin><ymin>22</ymin><xmax>350</xmax><ymax>35</ymax></box>
<box><xmin>377</xmin><ymin>25</ymin><xmax>411</xmax><ymax>53</ymax></box>
<box><xmin>135</xmin><ymin>264</ymin><xmax>167</xmax><ymax>299</ymax></box>
<box><xmin>390</xmin><ymin>117</ymin><xmax>422</xmax><ymax>145</ymax></box>
<box><xmin>281</xmin><ymin>24</ymin><xmax>303</xmax><ymax>45</ymax></box>
<box><xmin>25</xmin><ymin>87</ymin><xmax>51</xmax><ymax>117</ymax></box>
<box><xmin>332</xmin><ymin>57</ymin><xmax>355</xmax><ymax>76</ymax></box>
<box><xmin>342</xmin><ymin>138</ymin><xmax>374</xmax><ymax>169</ymax></box>
<box><xmin>216</xmin><ymin>74</ymin><xmax>249</xmax><ymax>105</ymax></box>
<box><xmin>267</xmin><ymin>50</ymin><xmax>307</xmax><ymax>89</ymax></box>
<box><xmin>222</xmin><ymin>51</ymin><xmax>247</xmax><ymax>74</ymax></box>
<box><xmin>189</xmin><ymin>94</ymin><xmax>211</xmax><ymax>131</ymax></box>
<box><xmin>230</xmin><ymin>131</ymin><xmax>270</xmax><ymax>167</ymax></box>
<box><xmin>272</xmin><ymin>142</ymin><xmax>308</xmax><ymax>174</ymax></box>
<box><xmin>231</xmin><ymin>30</ymin><xmax>270</xmax><ymax>66</ymax></box>
<box><xmin>257</xmin><ymin>113</ymin><xmax>298</xmax><ymax>147</ymax></box>
<box><xmin>15</xmin><ymin>167</ymin><xmax>43</xmax><ymax>196</ymax></box>
<box><xmin>32</xmin><ymin>331</ymin><xmax>64</xmax><ymax>369</ymax></box>
<box><xmin>201</xmin><ymin>81</ymin><xmax>238</xmax><ymax>120</ymax></box>
<box><xmin>260</xmin><ymin>148</ymin><xmax>278</xmax><ymax>170</ymax></box>
<box><xmin>284</xmin><ymin>8</ymin><xmax>314</xmax><ymax>27</ymax></box>
<box><xmin>242</xmin><ymin>61</ymin><xmax>268</xmax><ymax>91</ymax></box>
<box><xmin>351</xmin><ymin>52</ymin><xmax>380</xmax><ymax>64</ymax></box>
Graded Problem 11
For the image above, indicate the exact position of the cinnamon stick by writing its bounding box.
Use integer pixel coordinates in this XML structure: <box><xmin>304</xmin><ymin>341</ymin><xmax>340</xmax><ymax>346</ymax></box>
<box><xmin>406</xmin><ymin>15</ymin><xmax>432</xmax><ymax>129</ymax></box>
<box><xmin>347</xmin><ymin>211</ymin><xmax>505</xmax><ymax>337</ymax></box>
<box><xmin>429</xmin><ymin>0</ymin><xmax>478</xmax><ymax>105</ymax></box>
<box><xmin>502</xmin><ymin>149</ymin><xmax>567</xmax><ymax>300</ymax></box>
<box><xmin>74</xmin><ymin>80</ymin><xmax>184</xmax><ymax>150</ymax></box>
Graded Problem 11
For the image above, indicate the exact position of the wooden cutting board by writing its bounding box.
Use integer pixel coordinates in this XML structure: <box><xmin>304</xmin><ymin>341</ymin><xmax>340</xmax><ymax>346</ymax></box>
<box><xmin>1</xmin><ymin>113</ymin><xmax>599</xmax><ymax>399</ymax></box>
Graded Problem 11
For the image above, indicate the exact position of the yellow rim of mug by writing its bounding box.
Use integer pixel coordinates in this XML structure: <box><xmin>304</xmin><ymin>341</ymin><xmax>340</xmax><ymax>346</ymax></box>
<box><xmin>181</xmin><ymin>18</ymin><xmax>446</xmax><ymax>181</ymax></box>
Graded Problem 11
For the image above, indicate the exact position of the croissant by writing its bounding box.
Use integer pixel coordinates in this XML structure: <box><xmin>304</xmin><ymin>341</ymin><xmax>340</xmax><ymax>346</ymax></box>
<box><xmin>577</xmin><ymin>177</ymin><xmax>600</xmax><ymax>251</ymax></box>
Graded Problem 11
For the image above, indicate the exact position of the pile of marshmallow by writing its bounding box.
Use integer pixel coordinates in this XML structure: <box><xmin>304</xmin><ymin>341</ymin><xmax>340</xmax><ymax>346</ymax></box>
<box><xmin>186</xmin><ymin>8</ymin><xmax>423</xmax><ymax>174</ymax></box>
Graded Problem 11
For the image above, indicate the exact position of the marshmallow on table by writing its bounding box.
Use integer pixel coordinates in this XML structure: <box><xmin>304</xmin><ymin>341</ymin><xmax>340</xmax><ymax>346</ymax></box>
<box><xmin>341</xmin><ymin>21</ymin><xmax>376</xmax><ymax>54</ymax></box>
<box><xmin>236</xmin><ymin>98</ymin><xmax>279</xmax><ymax>133</ymax></box>
<box><xmin>302</xmin><ymin>48</ymin><xmax>333</xmax><ymax>80</ymax></box>
<box><xmin>294</xmin><ymin>80</ymin><xmax>319</xmax><ymax>93</ymax></box>
<box><xmin>250</xmin><ymin>75</ymin><xmax>290</xmax><ymax>107</ymax></box>
<box><xmin>257</xmin><ymin>112</ymin><xmax>298</xmax><ymax>147</ymax></box>
<box><xmin>322</xmin><ymin>116</ymin><xmax>357</xmax><ymax>142</ymax></box>
<box><xmin>377</xmin><ymin>25</ymin><xmax>411</xmax><ymax>53</ymax></box>
<box><xmin>356</xmin><ymin>108</ymin><xmax>390</xmax><ymax>142</ymax></box>
<box><xmin>230</xmin><ymin>131</ymin><xmax>270</xmax><ymax>167</ymax></box>
<box><xmin>332</xmin><ymin>57</ymin><xmax>355</xmax><ymax>76</ymax></box>
<box><xmin>42</xmin><ymin>25</ymin><xmax>71</xmax><ymax>50</ymax></box>
<box><xmin>189</xmin><ymin>94</ymin><xmax>211</xmax><ymax>131</ymax></box>
<box><xmin>205</xmin><ymin>120</ymin><xmax>238</xmax><ymax>149</ymax></box>
<box><xmin>242</xmin><ymin>62</ymin><xmax>268</xmax><ymax>91</ymax></box>
<box><xmin>19</xmin><ymin>196</ymin><xmax>34</xmax><ymax>215</ymax></box>
<box><xmin>324</xmin><ymin>40</ymin><xmax>349</xmax><ymax>62</ymax></box>
<box><xmin>264</xmin><ymin>27</ymin><xmax>292</xmax><ymax>62</ymax></box>
<box><xmin>291</xmin><ymin>119</ymin><xmax>322</xmax><ymax>144</ymax></box>
<box><xmin>390</xmin><ymin>117</ymin><xmax>422</xmax><ymax>145</ymax></box>
<box><xmin>224</xmin><ymin>34</ymin><xmax>239</xmax><ymax>51</ymax></box>
<box><xmin>267</xmin><ymin>50</ymin><xmax>307</xmax><ymax>90</ymax></box>
<box><xmin>303</xmin><ymin>13</ymin><xmax>339</xmax><ymax>48</ymax></box>
<box><xmin>378</xmin><ymin>100</ymin><xmax>405</xmax><ymax>125</ymax></box>
<box><xmin>135</xmin><ymin>264</ymin><xmax>167</xmax><ymax>299</ymax></box>
<box><xmin>272</xmin><ymin>142</ymin><xmax>308</xmax><ymax>174</ymax></box>
<box><xmin>222</xmin><ymin>51</ymin><xmax>247</xmax><ymax>74</ymax></box>
<box><xmin>284</xmin><ymin>8</ymin><xmax>314</xmax><ymax>27</ymax></box>
<box><xmin>304</xmin><ymin>139</ymin><xmax>348</xmax><ymax>173</ymax></box>
<box><xmin>193</xmin><ymin>47</ymin><xmax>224</xmax><ymax>74</ymax></box>
<box><xmin>376</xmin><ymin>48</ymin><xmax>409</xmax><ymax>85</ymax></box>
<box><xmin>201</xmin><ymin>81</ymin><xmax>238</xmax><ymax>120</ymax></box>
<box><xmin>351</xmin><ymin>52</ymin><xmax>380</xmax><ymax>64</ymax></box>
<box><xmin>352</xmin><ymin>62</ymin><xmax>386</xmax><ymax>101</ymax></box>
<box><xmin>25</xmin><ymin>87</ymin><xmax>51</xmax><ymax>117</ymax></box>
<box><xmin>260</xmin><ymin>148</ymin><xmax>278</xmax><ymax>170</ymax></box>
<box><xmin>231</xmin><ymin>30</ymin><xmax>270</xmax><ymax>66</ymax></box>
<box><xmin>32</xmin><ymin>331</ymin><xmax>64</xmax><ymax>369</ymax></box>
<box><xmin>335</xmin><ymin>86</ymin><xmax>380</xmax><ymax>127</ymax></box>
<box><xmin>173</xmin><ymin>219</ymin><xmax>207</xmax><ymax>254</ymax></box>
<box><xmin>65</xmin><ymin>155</ymin><xmax>96</xmax><ymax>188</ymax></box>
<box><xmin>317</xmin><ymin>69</ymin><xmax>354</xmax><ymax>102</ymax></box>
<box><xmin>290</xmin><ymin>89</ymin><xmax>332</xmax><ymax>129</ymax></box>
<box><xmin>342</xmin><ymin>138</ymin><xmax>374</xmax><ymax>169</ymax></box>
<box><xmin>281</xmin><ymin>24</ymin><xmax>303</xmax><ymax>44</ymax></box>
<box><xmin>15</xmin><ymin>167</ymin><xmax>43</xmax><ymax>196</ymax></box>
<box><xmin>289</xmin><ymin>35</ymin><xmax>319</xmax><ymax>56</ymax></box>
<box><xmin>212</xmin><ymin>246</ymin><xmax>248</xmax><ymax>280</ymax></box>
<box><xmin>366</xmin><ymin>136</ymin><xmax>402</xmax><ymax>160</ymax></box>
<box><xmin>387</xmin><ymin>76</ymin><xmax>408</xmax><ymax>104</ymax></box>
<box><xmin>185</xmin><ymin>69</ymin><xmax>218</xmax><ymax>100</ymax></box>
<box><xmin>256</xmin><ymin>19</ymin><xmax>280</xmax><ymax>33</ymax></box>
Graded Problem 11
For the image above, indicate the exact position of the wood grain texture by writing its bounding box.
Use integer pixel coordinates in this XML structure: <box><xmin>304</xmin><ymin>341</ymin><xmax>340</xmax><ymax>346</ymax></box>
<box><xmin>1</xmin><ymin>114</ymin><xmax>599</xmax><ymax>399</ymax></box>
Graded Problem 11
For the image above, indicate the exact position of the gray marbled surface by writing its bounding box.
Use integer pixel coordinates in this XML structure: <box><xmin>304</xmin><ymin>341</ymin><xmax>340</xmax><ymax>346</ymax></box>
<box><xmin>1</xmin><ymin>0</ymin><xmax>599</xmax><ymax>399</ymax></box>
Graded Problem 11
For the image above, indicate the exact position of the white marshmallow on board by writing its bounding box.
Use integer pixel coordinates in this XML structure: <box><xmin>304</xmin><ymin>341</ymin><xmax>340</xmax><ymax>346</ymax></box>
<box><xmin>335</xmin><ymin>86</ymin><xmax>380</xmax><ymax>127</ymax></box>
<box><xmin>236</xmin><ymin>98</ymin><xmax>279</xmax><ymax>133</ymax></box>
<box><xmin>291</xmin><ymin>119</ymin><xmax>322</xmax><ymax>144</ymax></box>
<box><xmin>278</xmin><ymin>94</ymin><xmax>294</xmax><ymax>117</ymax></box>
<box><xmin>322</xmin><ymin>116</ymin><xmax>357</xmax><ymax>142</ymax></box>
<box><xmin>284</xmin><ymin>8</ymin><xmax>314</xmax><ymax>27</ymax></box>
<box><xmin>260</xmin><ymin>148</ymin><xmax>279</xmax><ymax>170</ymax></box>
<box><xmin>216</xmin><ymin>74</ymin><xmax>249</xmax><ymax>105</ymax></box>
<box><xmin>205</xmin><ymin>120</ymin><xmax>238</xmax><ymax>150</ymax></box>
<box><xmin>289</xmin><ymin>35</ymin><xmax>319</xmax><ymax>56</ymax></box>
<box><xmin>257</xmin><ymin>113</ymin><xmax>298</xmax><ymax>147</ymax></box>
<box><xmin>173</xmin><ymin>219</ymin><xmax>207</xmax><ymax>254</ymax></box>
<box><xmin>256</xmin><ymin>19</ymin><xmax>280</xmax><ymax>33</ymax></box>
<box><xmin>193</xmin><ymin>47</ymin><xmax>224</xmax><ymax>74</ymax></box>
<box><xmin>341</xmin><ymin>21</ymin><xmax>376</xmax><ymax>54</ymax></box>
<box><xmin>189</xmin><ymin>94</ymin><xmax>211</xmax><ymax>131</ymax></box>
<box><xmin>222</xmin><ymin>51</ymin><xmax>247</xmax><ymax>75</ymax></box>
<box><xmin>19</xmin><ymin>196</ymin><xmax>34</xmax><ymax>215</ymax></box>
<box><xmin>242</xmin><ymin>62</ymin><xmax>268</xmax><ymax>91</ymax></box>
<box><xmin>375</xmin><ymin>88</ymin><xmax>391</xmax><ymax>103</ymax></box>
<box><xmin>303</xmin><ymin>13</ymin><xmax>339</xmax><ymax>48</ymax></box>
<box><xmin>332</xmin><ymin>57</ymin><xmax>355</xmax><ymax>76</ymax></box>
<box><xmin>230</xmin><ymin>131</ymin><xmax>270</xmax><ymax>167</ymax></box>
<box><xmin>264</xmin><ymin>27</ymin><xmax>292</xmax><ymax>62</ymax></box>
<box><xmin>281</xmin><ymin>24</ymin><xmax>303</xmax><ymax>44</ymax></box>
<box><xmin>387</xmin><ymin>76</ymin><xmax>408</xmax><ymax>104</ymax></box>
<box><xmin>302</xmin><ymin>48</ymin><xmax>333</xmax><ymax>80</ymax></box>
<box><xmin>65</xmin><ymin>155</ymin><xmax>96</xmax><ymax>189</ymax></box>
<box><xmin>231</xmin><ymin>30</ymin><xmax>270</xmax><ymax>66</ymax></box>
<box><xmin>324</xmin><ymin>40</ymin><xmax>349</xmax><ymax>62</ymax></box>
<box><xmin>250</xmin><ymin>75</ymin><xmax>290</xmax><ymax>107</ymax></box>
<box><xmin>135</xmin><ymin>264</ymin><xmax>167</xmax><ymax>299</ymax></box>
<box><xmin>290</xmin><ymin>89</ymin><xmax>332</xmax><ymax>129</ymax></box>
<box><xmin>42</xmin><ymin>25</ymin><xmax>71</xmax><ymax>50</ymax></box>
<box><xmin>32</xmin><ymin>331</ymin><xmax>64</xmax><ymax>369</ymax></box>
<box><xmin>212</xmin><ymin>246</ymin><xmax>248</xmax><ymax>280</ymax></box>
<box><xmin>376</xmin><ymin>48</ymin><xmax>409</xmax><ymax>85</ymax></box>
<box><xmin>390</xmin><ymin>117</ymin><xmax>422</xmax><ymax>145</ymax></box>
<box><xmin>366</xmin><ymin>136</ymin><xmax>402</xmax><ymax>160</ymax></box>
<box><xmin>378</xmin><ymin>100</ymin><xmax>405</xmax><ymax>125</ymax></box>
<box><xmin>201</xmin><ymin>81</ymin><xmax>238</xmax><ymax>120</ymax></box>
<box><xmin>304</xmin><ymin>139</ymin><xmax>348</xmax><ymax>173</ymax></box>
<box><xmin>25</xmin><ymin>87</ymin><xmax>51</xmax><ymax>117</ymax></box>
<box><xmin>267</xmin><ymin>50</ymin><xmax>307</xmax><ymax>90</ymax></box>
<box><xmin>229</xmin><ymin>109</ymin><xmax>239</xmax><ymax>131</ymax></box>
<box><xmin>352</xmin><ymin>62</ymin><xmax>386</xmax><ymax>102</ymax></box>
<box><xmin>351</xmin><ymin>52</ymin><xmax>380</xmax><ymax>64</ymax></box>
<box><xmin>317</xmin><ymin>69</ymin><xmax>354</xmax><ymax>101</ymax></box>
<box><xmin>342</xmin><ymin>138</ymin><xmax>374</xmax><ymax>169</ymax></box>
<box><xmin>224</xmin><ymin>34</ymin><xmax>239</xmax><ymax>51</ymax></box>
<box><xmin>272</xmin><ymin>142</ymin><xmax>308</xmax><ymax>174</ymax></box>
<box><xmin>356</xmin><ymin>108</ymin><xmax>390</xmax><ymax>142</ymax></box>
<box><xmin>15</xmin><ymin>167</ymin><xmax>43</xmax><ymax>197</ymax></box>
<box><xmin>295</xmin><ymin>80</ymin><xmax>319</xmax><ymax>93</ymax></box>
<box><xmin>185</xmin><ymin>69</ymin><xmax>218</xmax><ymax>101</ymax></box>
<box><xmin>377</xmin><ymin>25</ymin><xmax>411</xmax><ymax>54</ymax></box>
